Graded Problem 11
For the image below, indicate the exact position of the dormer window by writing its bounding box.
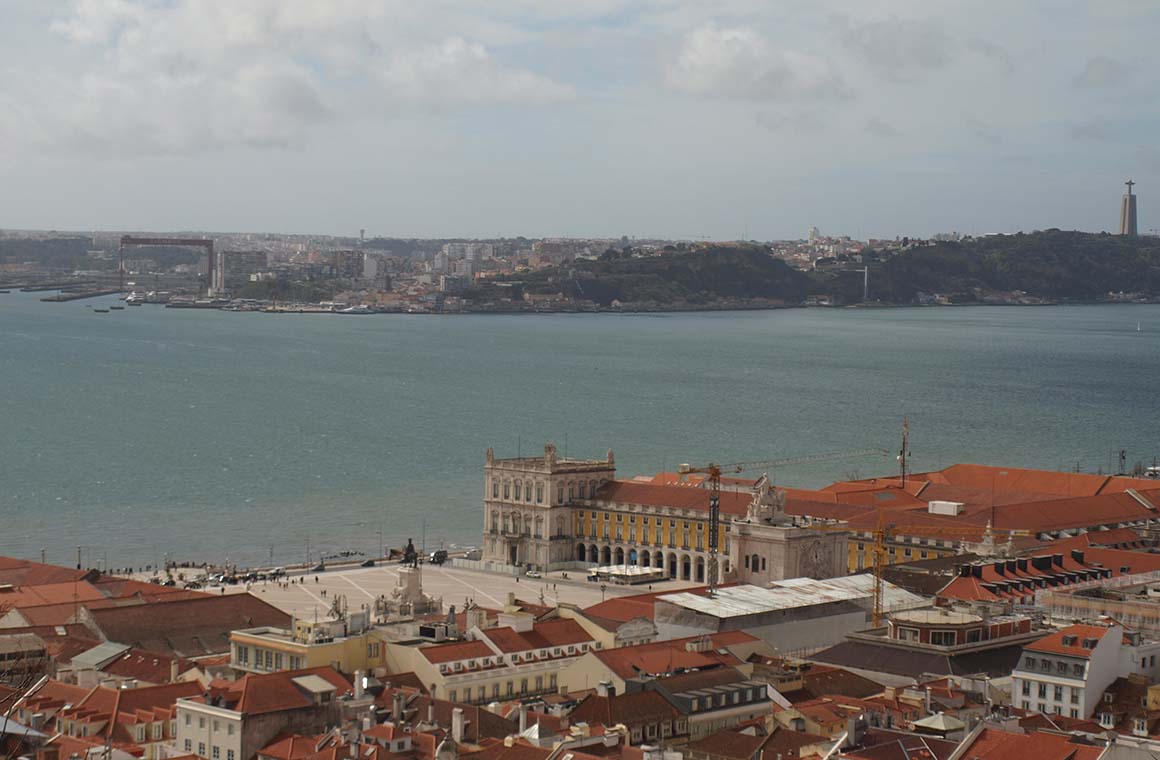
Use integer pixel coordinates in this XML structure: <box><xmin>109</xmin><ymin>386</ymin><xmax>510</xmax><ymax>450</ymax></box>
<box><xmin>1105</xmin><ymin>692</ymin><xmax>1115</xmax><ymax>704</ymax></box>
<box><xmin>1062</xmin><ymin>635</ymin><xmax>1077</xmax><ymax>646</ymax></box>
<box><xmin>1083</xmin><ymin>638</ymin><xmax>1098</xmax><ymax>649</ymax></box>
<box><xmin>1136</xmin><ymin>718</ymin><xmax>1149</xmax><ymax>735</ymax></box>
<box><xmin>1101</xmin><ymin>712</ymin><xmax>1116</xmax><ymax>728</ymax></box>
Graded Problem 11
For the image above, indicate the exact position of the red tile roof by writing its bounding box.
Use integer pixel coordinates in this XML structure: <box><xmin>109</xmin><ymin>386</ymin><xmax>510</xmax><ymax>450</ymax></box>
<box><xmin>419</xmin><ymin>640</ymin><xmax>495</xmax><ymax>665</ymax></box>
<box><xmin>588</xmin><ymin>631</ymin><xmax>755</xmax><ymax>679</ymax></box>
<box><xmin>594</xmin><ymin>481</ymin><xmax>754</xmax><ymax>516</ymax></box>
<box><xmin>1023</xmin><ymin>624</ymin><xmax>1117</xmax><ymax>659</ymax></box>
<box><xmin>569</xmin><ymin>691</ymin><xmax>679</xmax><ymax>728</ymax></box>
<box><xmin>202</xmin><ymin>666</ymin><xmax>352</xmax><ymax>716</ymax></box>
<box><xmin>85</xmin><ymin>593</ymin><xmax>291</xmax><ymax>657</ymax></box>
<box><xmin>479</xmin><ymin>619</ymin><xmax>594</xmax><ymax>654</ymax></box>
<box><xmin>955</xmin><ymin>728</ymin><xmax>1104</xmax><ymax>760</ymax></box>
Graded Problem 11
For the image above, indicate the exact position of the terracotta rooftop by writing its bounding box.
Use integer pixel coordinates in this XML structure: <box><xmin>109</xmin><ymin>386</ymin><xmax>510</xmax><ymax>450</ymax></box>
<box><xmin>954</xmin><ymin>727</ymin><xmax>1104</xmax><ymax>760</ymax></box>
<box><xmin>593</xmin><ymin>481</ymin><xmax>755</xmax><ymax>517</ymax></box>
<box><xmin>1022</xmin><ymin>623</ymin><xmax>1118</xmax><ymax>659</ymax></box>
<box><xmin>84</xmin><ymin>593</ymin><xmax>291</xmax><ymax>657</ymax></box>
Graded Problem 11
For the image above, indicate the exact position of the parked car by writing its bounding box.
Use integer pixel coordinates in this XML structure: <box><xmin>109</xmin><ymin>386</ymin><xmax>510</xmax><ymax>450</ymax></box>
<box><xmin>360</xmin><ymin>559</ymin><xmax>376</xmax><ymax>568</ymax></box>
<box><xmin>429</xmin><ymin>550</ymin><xmax>448</xmax><ymax>566</ymax></box>
<box><xmin>310</xmin><ymin>563</ymin><xmax>326</xmax><ymax>573</ymax></box>
<box><xmin>526</xmin><ymin>570</ymin><xmax>542</xmax><ymax>579</ymax></box>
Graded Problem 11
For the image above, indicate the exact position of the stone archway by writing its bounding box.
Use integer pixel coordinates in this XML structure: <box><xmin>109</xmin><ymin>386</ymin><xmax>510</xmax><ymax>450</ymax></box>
<box><xmin>615</xmin><ymin>547</ymin><xmax>625</xmax><ymax>565</ymax></box>
<box><xmin>695</xmin><ymin>556</ymin><xmax>705</xmax><ymax>583</ymax></box>
<box><xmin>681</xmin><ymin>554</ymin><xmax>691</xmax><ymax>580</ymax></box>
<box><xmin>601</xmin><ymin>546</ymin><xmax>612</xmax><ymax>565</ymax></box>
<box><xmin>668</xmin><ymin>553</ymin><xmax>678</xmax><ymax>578</ymax></box>
<box><xmin>640</xmin><ymin>552</ymin><xmax>650</xmax><ymax>568</ymax></box>
<box><xmin>576</xmin><ymin>544</ymin><xmax>587</xmax><ymax>562</ymax></box>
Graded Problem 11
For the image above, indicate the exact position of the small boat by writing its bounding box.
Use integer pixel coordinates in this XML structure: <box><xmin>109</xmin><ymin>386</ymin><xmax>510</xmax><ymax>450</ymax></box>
<box><xmin>338</xmin><ymin>304</ymin><xmax>373</xmax><ymax>314</ymax></box>
<box><xmin>127</xmin><ymin>301</ymin><xmax>143</xmax><ymax>306</ymax></box>
<box><xmin>0</xmin><ymin>290</ymin><xmax>10</xmax><ymax>294</ymax></box>
<box><xmin>110</xmin><ymin>305</ymin><xmax>125</xmax><ymax>311</ymax></box>
<box><xmin>93</xmin><ymin>308</ymin><xmax>110</xmax><ymax>313</ymax></box>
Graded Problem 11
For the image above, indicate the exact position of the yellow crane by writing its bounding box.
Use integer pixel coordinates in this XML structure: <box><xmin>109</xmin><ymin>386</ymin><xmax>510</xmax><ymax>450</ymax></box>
<box><xmin>804</xmin><ymin>514</ymin><xmax>1031</xmax><ymax>626</ymax></box>
<box><xmin>675</xmin><ymin>448</ymin><xmax>892</xmax><ymax>593</ymax></box>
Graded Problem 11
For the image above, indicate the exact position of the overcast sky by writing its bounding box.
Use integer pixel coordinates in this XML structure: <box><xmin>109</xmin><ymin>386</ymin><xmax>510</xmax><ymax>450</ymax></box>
<box><xmin>1</xmin><ymin>1</ymin><xmax>1157</xmax><ymax>239</ymax></box>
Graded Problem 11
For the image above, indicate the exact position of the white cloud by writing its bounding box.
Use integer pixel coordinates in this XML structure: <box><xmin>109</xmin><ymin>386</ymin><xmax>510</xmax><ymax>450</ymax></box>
<box><xmin>11</xmin><ymin>0</ymin><xmax>574</xmax><ymax>154</ymax></box>
<box><xmin>664</xmin><ymin>24</ymin><xmax>849</xmax><ymax>101</ymax></box>
<box><xmin>376</xmin><ymin>37</ymin><xmax>574</xmax><ymax>106</ymax></box>
<box><xmin>1072</xmin><ymin>56</ymin><xmax>1131</xmax><ymax>90</ymax></box>
<box><xmin>838</xmin><ymin>16</ymin><xmax>953</xmax><ymax>82</ymax></box>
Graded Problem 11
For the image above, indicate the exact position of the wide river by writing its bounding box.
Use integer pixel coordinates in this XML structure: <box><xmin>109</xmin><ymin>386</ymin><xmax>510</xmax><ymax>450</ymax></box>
<box><xmin>1</xmin><ymin>291</ymin><xmax>1156</xmax><ymax>569</ymax></box>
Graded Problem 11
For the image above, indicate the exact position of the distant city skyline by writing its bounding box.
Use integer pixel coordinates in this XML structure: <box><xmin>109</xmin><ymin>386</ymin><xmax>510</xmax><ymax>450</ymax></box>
<box><xmin>0</xmin><ymin>1</ymin><xmax>1157</xmax><ymax>239</ymax></box>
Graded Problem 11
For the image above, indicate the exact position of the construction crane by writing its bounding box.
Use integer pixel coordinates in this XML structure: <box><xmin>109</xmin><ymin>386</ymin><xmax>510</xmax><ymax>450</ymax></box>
<box><xmin>804</xmin><ymin>514</ymin><xmax>1031</xmax><ymax>627</ymax></box>
<box><xmin>676</xmin><ymin>448</ymin><xmax>893</xmax><ymax>593</ymax></box>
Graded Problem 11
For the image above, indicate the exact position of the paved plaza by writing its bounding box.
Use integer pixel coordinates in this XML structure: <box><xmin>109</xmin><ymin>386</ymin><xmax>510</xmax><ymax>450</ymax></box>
<box><xmin>219</xmin><ymin>562</ymin><xmax>699</xmax><ymax>619</ymax></box>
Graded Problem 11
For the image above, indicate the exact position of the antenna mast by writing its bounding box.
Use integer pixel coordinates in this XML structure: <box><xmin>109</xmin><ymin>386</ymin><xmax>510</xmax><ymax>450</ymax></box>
<box><xmin>899</xmin><ymin>417</ymin><xmax>911</xmax><ymax>487</ymax></box>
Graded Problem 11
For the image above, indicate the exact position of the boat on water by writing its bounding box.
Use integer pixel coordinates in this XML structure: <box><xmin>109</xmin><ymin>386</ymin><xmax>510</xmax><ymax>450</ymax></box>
<box><xmin>126</xmin><ymin>301</ymin><xmax>143</xmax><ymax>306</ymax></box>
<box><xmin>337</xmin><ymin>304</ymin><xmax>374</xmax><ymax>315</ymax></box>
<box><xmin>109</xmin><ymin>305</ymin><xmax>125</xmax><ymax>310</ymax></box>
<box><xmin>93</xmin><ymin>308</ymin><xmax>110</xmax><ymax>313</ymax></box>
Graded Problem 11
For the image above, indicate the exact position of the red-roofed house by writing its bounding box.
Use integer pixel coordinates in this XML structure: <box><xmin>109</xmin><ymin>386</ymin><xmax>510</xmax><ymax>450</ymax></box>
<box><xmin>950</xmin><ymin>727</ymin><xmax>1104</xmax><ymax>760</ymax></box>
<box><xmin>1010</xmin><ymin>622</ymin><xmax>1152</xmax><ymax>719</ymax></box>
<box><xmin>384</xmin><ymin>619</ymin><xmax>599</xmax><ymax>706</ymax></box>
<box><xmin>175</xmin><ymin>667</ymin><xmax>357</xmax><ymax>760</ymax></box>
<box><xmin>558</xmin><ymin>631</ymin><xmax>767</xmax><ymax>695</ymax></box>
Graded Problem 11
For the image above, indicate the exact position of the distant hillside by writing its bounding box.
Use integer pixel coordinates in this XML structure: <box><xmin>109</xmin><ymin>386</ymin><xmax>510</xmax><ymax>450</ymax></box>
<box><xmin>856</xmin><ymin>230</ymin><xmax>1160</xmax><ymax>303</ymax></box>
<box><xmin>0</xmin><ymin>237</ymin><xmax>94</xmax><ymax>270</ymax></box>
<box><xmin>495</xmin><ymin>247</ymin><xmax>814</xmax><ymax>307</ymax></box>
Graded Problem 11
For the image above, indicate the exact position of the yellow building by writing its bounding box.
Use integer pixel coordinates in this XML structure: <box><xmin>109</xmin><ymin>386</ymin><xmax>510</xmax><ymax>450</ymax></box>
<box><xmin>229</xmin><ymin>615</ymin><xmax>386</xmax><ymax>674</ymax></box>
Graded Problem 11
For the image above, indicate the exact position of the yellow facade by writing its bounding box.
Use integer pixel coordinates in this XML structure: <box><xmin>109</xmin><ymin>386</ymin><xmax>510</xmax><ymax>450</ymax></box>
<box><xmin>846</xmin><ymin>536</ymin><xmax>959</xmax><ymax>573</ymax></box>
<box><xmin>230</xmin><ymin>628</ymin><xmax>387</xmax><ymax>674</ymax></box>
<box><xmin>574</xmin><ymin>509</ymin><xmax>727</xmax><ymax>553</ymax></box>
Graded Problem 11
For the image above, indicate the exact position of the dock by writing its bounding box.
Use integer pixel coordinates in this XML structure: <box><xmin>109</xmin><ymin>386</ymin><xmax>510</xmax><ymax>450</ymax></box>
<box><xmin>40</xmin><ymin>289</ymin><xmax>122</xmax><ymax>302</ymax></box>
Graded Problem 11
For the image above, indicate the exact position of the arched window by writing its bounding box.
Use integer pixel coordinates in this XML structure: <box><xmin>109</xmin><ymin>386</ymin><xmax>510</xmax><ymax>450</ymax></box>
<box><xmin>579</xmin><ymin>482</ymin><xmax>587</xmax><ymax>499</ymax></box>
<box><xmin>492</xmin><ymin>480</ymin><xmax>499</xmax><ymax>498</ymax></box>
<box><xmin>744</xmin><ymin>555</ymin><xmax>750</xmax><ymax>570</ymax></box>
<box><xmin>514</xmin><ymin>482</ymin><xmax>522</xmax><ymax>501</ymax></box>
<box><xmin>492</xmin><ymin>511</ymin><xmax>500</xmax><ymax>531</ymax></box>
<box><xmin>503</xmin><ymin>481</ymin><xmax>510</xmax><ymax>499</ymax></box>
<box><xmin>536</xmin><ymin>483</ymin><xmax>544</xmax><ymax>503</ymax></box>
<box><xmin>751</xmin><ymin>554</ymin><xmax>760</xmax><ymax>571</ymax></box>
<box><xmin>761</xmin><ymin>557</ymin><xmax>767</xmax><ymax>571</ymax></box>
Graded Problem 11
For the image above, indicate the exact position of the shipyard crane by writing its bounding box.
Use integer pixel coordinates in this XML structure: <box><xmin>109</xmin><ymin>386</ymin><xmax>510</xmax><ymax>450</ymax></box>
<box><xmin>675</xmin><ymin>448</ymin><xmax>893</xmax><ymax>593</ymax></box>
<box><xmin>804</xmin><ymin>514</ymin><xmax>1031</xmax><ymax>626</ymax></box>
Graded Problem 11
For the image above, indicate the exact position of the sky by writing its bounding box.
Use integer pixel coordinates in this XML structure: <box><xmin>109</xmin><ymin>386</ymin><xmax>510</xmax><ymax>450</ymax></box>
<box><xmin>0</xmin><ymin>0</ymin><xmax>1158</xmax><ymax>240</ymax></box>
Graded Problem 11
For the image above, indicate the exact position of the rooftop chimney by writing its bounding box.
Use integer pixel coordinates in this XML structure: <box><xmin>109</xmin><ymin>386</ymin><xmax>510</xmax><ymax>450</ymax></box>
<box><xmin>354</xmin><ymin>670</ymin><xmax>365</xmax><ymax>699</ymax></box>
<box><xmin>519</xmin><ymin>704</ymin><xmax>528</xmax><ymax>733</ymax></box>
<box><xmin>392</xmin><ymin>691</ymin><xmax>405</xmax><ymax>723</ymax></box>
<box><xmin>1071</xmin><ymin>550</ymin><xmax>1086</xmax><ymax>565</ymax></box>
<box><xmin>596</xmin><ymin>681</ymin><xmax>615</xmax><ymax>698</ymax></box>
<box><xmin>170</xmin><ymin>660</ymin><xmax>179</xmax><ymax>683</ymax></box>
<box><xmin>451</xmin><ymin>708</ymin><xmax>464</xmax><ymax>744</ymax></box>
<box><xmin>428</xmin><ymin>702</ymin><xmax>435</xmax><ymax>725</ymax></box>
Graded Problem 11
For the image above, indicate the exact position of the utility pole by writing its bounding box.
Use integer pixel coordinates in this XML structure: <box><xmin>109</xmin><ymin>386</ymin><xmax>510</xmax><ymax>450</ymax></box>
<box><xmin>898</xmin><ymin>417</ymin><xmax>911</xmax><ymax>487</ymax></box>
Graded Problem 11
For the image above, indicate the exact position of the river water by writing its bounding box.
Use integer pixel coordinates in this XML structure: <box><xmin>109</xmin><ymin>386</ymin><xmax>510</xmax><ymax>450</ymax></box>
<box><xmin>1</xmin><ymin>291</ymin><xmax>1156</xmax><ymax>569</ymax></box>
